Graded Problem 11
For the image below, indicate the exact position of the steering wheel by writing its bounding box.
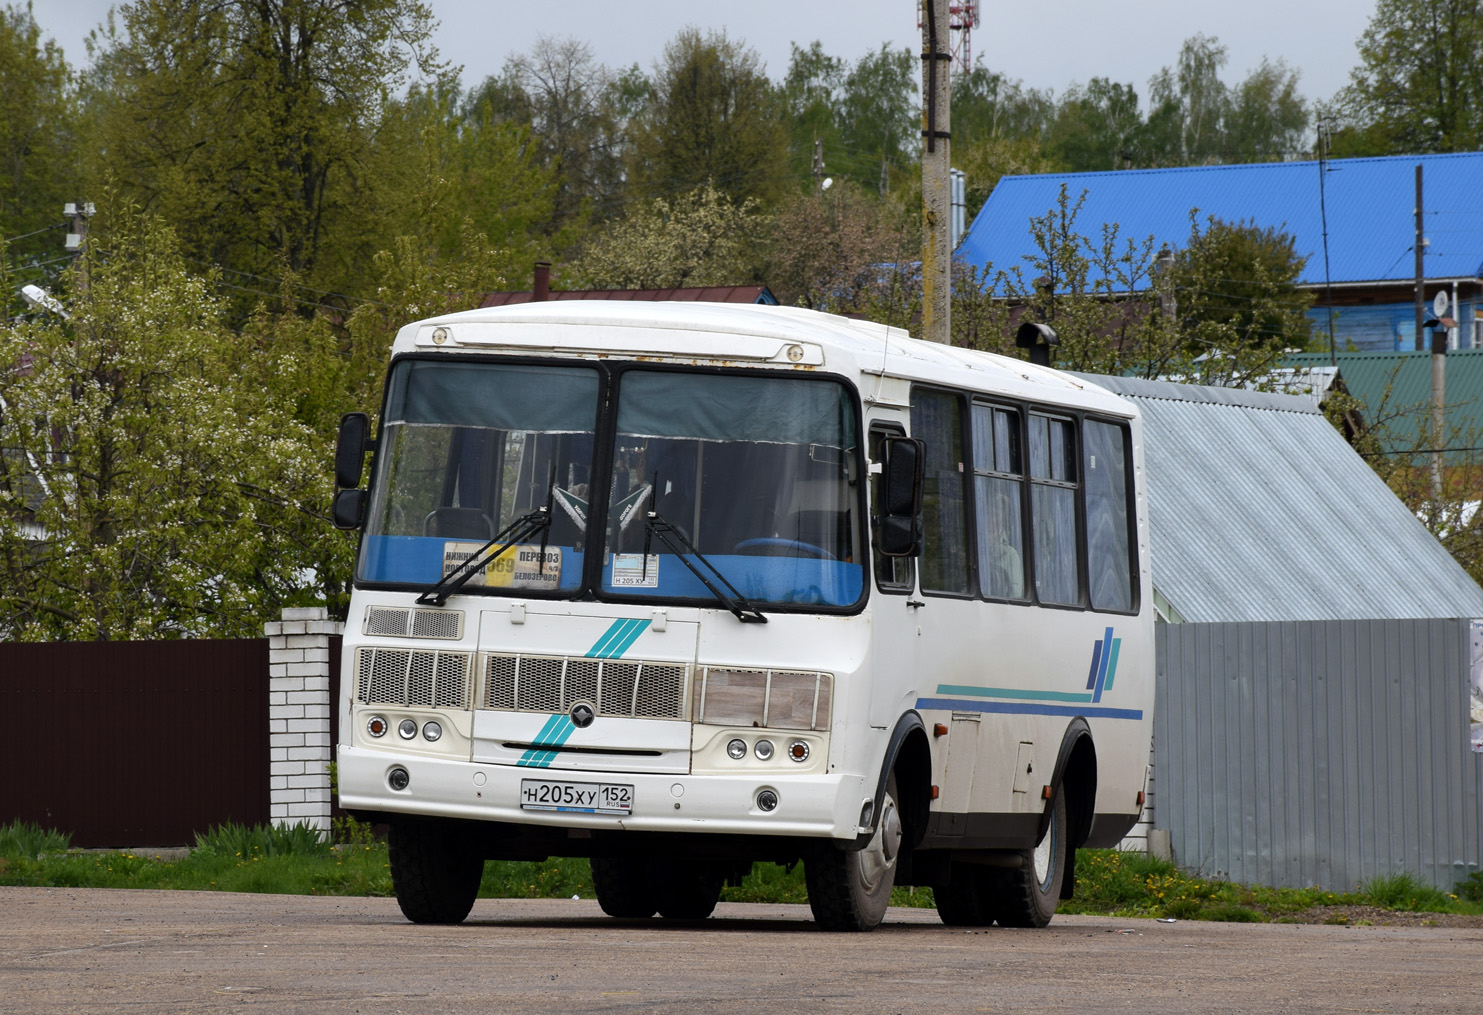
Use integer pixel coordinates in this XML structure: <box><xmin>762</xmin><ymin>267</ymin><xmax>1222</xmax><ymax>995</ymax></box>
<box><xmin>731</xmin><ymin>537</ymin><xmax>835</xmax><ymax>560</ymax></box>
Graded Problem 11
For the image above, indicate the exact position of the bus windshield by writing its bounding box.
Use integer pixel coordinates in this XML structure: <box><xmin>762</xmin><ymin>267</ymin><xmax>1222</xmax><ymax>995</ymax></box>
<box><xmin>359</xmin><ymin>360</ymin><xmax>599</xmax><ymax>594</ymax></box>
<box><xmin>602</xmin><ymin>371</ymin><xmax>862</xmax><ymax>608</ymax></box>
<box><xmin>357</xmin><ymin>360</ymin><xmax>862</xmax><ymax>609</ymax></box>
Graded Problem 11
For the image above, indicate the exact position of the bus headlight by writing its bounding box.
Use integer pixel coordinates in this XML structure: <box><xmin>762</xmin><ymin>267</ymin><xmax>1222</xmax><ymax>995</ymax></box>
<box><xmin>366</xmin><ymin>715</ymin><xmax>388</xmax><ymax>738</ymax></box>
<box><xmin>398</xmin><ymin>719</ymin><xmax>417</xmax><ymax>740</ymax></box>
<box><xmin>754</xmin><ymin>739</ymin><xmax>774</xmax><ymax>761</ymax></box>
<box><xmin>787</xmin><ymin>740</ymin><xmax>810</xmax><ymax>762</ymax></box>
<box><xmin>726</xmin><ymin>738</ymin><xmax>747</xmax><ymax>760</ymax></box>
<box><xmin>422</xmin><ymin>721</ymin><xmax>443</xmax><ymax>742</ymax></box>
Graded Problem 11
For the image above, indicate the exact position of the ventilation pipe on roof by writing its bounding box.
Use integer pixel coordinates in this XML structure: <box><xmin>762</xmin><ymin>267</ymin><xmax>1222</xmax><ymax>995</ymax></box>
<box><xmin>533</xmin><ymin>261</ymin><xmax>551</xmax><ymax>302</ymax></box>
<box><xmin>1016</xmin><ymin>322</ymin><xmax>1059</xmax><ymax>368</ymax></box>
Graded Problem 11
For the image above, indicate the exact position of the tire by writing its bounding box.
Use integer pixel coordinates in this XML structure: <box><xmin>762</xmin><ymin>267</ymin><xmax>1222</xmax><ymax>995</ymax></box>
<box><xmin>591</xmin><ymin>857</ymin><xmax>658</xmax><ymax>918</ymax></box>
<box><xmin>933</xmin><ymin>861</ymin><xmax>999</xmax><ymax>927</ymax></box>
<box><xmin>387</xmin><ymin>821</ymin><xmax>483</xmax><ymax>925</ymax></box>
<box><xmin>655</xmin><ymin>860</ymin><xmax>725</xmax><ymax>920</ymax></box>
<box><xmin>805</xmin><ymin>774</ymin><xmax>903</xmax><ymax>931</ymax></box>
<box><xmin>993</xmin><ymin>784</ymin><xmax>1067</xmax><ymax>928</ymax></box>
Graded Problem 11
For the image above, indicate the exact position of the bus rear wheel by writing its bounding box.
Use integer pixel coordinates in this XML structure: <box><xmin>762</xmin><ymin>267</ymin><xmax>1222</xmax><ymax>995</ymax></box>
<box><xmin>933</xmin><ymin>861</ymin><xmax>999</xmax><ymax>927</ymax></box>
<box><xmin>805</xmin><ymin>774</ymin><xmax>902</xmax><ymax>931</ymax></box>
<box><xmin>590</xmin><ymin>857</ymin><xmax>658</xmax><ymax>918</ymax></box>
<box><xmin>387</xmin><ymin>820</ymin><xmax>484</xmax><ymax>925</ymax></box>
<box><xmin>992</xmin><ymin>784</ymin><xmax>1067</xmax><ymax>928</ymax></box>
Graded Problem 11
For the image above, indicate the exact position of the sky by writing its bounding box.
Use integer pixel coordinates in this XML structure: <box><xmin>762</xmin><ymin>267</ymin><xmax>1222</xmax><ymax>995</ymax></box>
<box><xmin>34</xmin><ymin>0</ymin><xmax>1376</xmax><ymax>107</ymax></box>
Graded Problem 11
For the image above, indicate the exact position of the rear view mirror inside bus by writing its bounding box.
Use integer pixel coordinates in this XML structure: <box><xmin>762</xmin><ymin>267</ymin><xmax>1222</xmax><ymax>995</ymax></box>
<box><xmin>335</xmin><ymin>412</ymin><xmax>373</xmax><ymax>490</ymax></box>
<box><xmin>879</xmin><ymin>436</ymin><xmax>924</xmax><ymax>557</ymax></box>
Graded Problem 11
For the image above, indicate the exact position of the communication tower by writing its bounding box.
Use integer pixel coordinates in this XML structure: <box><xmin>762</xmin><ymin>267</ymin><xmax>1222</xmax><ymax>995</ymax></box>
<box><xmin>918</xmin><ymin>1</ymin><xmax>980</xmax><ymax>75</ymax></box>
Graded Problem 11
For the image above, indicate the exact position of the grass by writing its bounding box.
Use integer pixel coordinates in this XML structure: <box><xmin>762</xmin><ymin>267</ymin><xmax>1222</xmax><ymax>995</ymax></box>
<box><xmin>1</xmin><ymin>819</ymin><xmax>1478</xmax><ymax>924</ymax></box>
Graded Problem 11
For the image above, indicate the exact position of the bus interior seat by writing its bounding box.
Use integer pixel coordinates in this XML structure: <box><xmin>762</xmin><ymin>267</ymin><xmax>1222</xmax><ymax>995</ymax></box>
<box><xmin>424</xmin><ymin>507</ymin><xmax>495</xmax><ymax>540</ymax></box>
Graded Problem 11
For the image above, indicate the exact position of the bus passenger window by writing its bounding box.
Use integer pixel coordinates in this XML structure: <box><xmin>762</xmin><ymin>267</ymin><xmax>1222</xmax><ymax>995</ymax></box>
<box><xmin>1084</xmin><ymin>420</ymin><xmax>1134</xmax><ymax>611</ymax></box>
<box><xmin>910</xmin><ymin>390</ymin><xmax>971</xmax><ymax>595</ymax></box>
<box><xmin>1028</xmin><ymin>413</ymin><xmax>1080</xmax><ymax>606</ymax></box>
<box><xmin>971</xmin><ymin>404</ymin><xmax>1026</xmax><ymax>600</ymax></box>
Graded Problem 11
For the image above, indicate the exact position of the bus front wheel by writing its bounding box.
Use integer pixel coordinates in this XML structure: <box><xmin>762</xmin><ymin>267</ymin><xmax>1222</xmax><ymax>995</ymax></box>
<box><xmin>590</xmin><ymin>857</ymin><xmax>659</xmax><ymax>918</ymax></box>
<box><xmin>805</xmin><ymin>774</ymin><xmax>902</xmax><ymax>931</ymax></box>
<box><xmin>387</xmin><ymin>821</ymin><xmax>483</xmax><ymax>925</ymax></box>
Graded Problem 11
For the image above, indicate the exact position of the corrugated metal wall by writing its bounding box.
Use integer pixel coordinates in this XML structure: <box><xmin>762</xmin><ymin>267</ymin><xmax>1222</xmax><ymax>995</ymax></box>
<box><xmin>1155</xmin><ymin>620</ymin><xmax>1483</xmax><ymax>891</ymax></box>
<box><xmin>1</xmin><ymin>639</ymin><xmax>270</xmax><ymax>847</ymax></box>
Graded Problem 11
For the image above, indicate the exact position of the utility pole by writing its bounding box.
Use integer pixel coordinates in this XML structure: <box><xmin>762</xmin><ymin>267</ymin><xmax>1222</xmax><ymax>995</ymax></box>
<box><xmin>1414</xmin><ymin>165</ymin><xmax>1424</xmax><ymax>351</ymax></box>
<box><xmin>812</xmin><ymin>137</ymin><xmax>825</xmax><ymax>191</ymax></box>
<box><xmin>920</xmin><ymin>0</ymin><xmax>952</xmax><ymax>345</ymax></box>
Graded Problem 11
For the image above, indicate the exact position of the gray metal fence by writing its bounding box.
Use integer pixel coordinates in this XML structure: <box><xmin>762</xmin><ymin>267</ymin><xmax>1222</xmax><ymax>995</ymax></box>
<box><xmin>1155</xmin><ymin>619</ymin><xmax>1483</xmax><ymax>891</ymax></box>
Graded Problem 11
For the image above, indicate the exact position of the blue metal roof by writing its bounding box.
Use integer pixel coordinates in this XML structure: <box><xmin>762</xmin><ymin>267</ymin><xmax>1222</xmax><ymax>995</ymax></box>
<box><xmin>960</xmin><ymin>152</ymin><xmax>1483</xmax><ymax>289</ymax></box>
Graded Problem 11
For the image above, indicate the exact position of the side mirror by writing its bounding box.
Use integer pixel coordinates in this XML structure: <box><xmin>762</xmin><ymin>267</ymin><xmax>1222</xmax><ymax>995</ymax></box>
<box><xmin>333</xmin><ymin>489</ymin><xmax>367</xmax><ymax>530</ymax></box>
<box><xmin>335</xmin><ymin>412</ymin><xmax>372</xmax><ymax>490</ymax></box>
<box><xmin>879</xmin><ymin>436</ymin><xmax>924</xmax><ymax>557</ymax></box>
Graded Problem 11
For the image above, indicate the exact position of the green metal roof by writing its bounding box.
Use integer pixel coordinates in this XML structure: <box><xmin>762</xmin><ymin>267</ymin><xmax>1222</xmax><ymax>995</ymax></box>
<box><xmin>1285</xmin><ymin>350</ymin><xmax>1483</xmax><ymax>458</ymax></box>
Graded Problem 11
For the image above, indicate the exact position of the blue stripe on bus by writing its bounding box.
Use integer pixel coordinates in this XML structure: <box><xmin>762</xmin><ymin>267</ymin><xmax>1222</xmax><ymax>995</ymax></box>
<box><xmin>936</xmin><ymin>684</ymin><xmax>1094</xmax><ymax>703</ymax></box>
<box><xmin>915</xmin><ymin>697</ymin><xmax>1144</xmax><ymax>721</ymax></box>
<box><xmin>585</xmin><ymin>618</ymin><xmax>651</xmax><ymax>659</ymax></box>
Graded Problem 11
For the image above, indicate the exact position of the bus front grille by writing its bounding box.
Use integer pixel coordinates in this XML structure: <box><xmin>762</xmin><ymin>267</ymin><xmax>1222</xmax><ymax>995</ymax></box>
<box><xmin>356</xmin><ymin>647</ymin><xmax>472</xmax><ymax>708</ymax></box>
<box><xmin>481</xmin><ymin>654</ymin><xmax>688</xmax><ymax>721</ymax></box>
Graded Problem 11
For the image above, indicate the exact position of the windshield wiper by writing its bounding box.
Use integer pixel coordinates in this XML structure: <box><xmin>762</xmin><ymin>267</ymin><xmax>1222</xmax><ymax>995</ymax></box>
<box><xmin>416</xmin><ymin>471</ymin><xmax>555</xmax><ymax>607</ymax></box>
<box><xmin>642</xmin><ymin>484</ymin><xmax>766</xmax><ymax>624</ymax></box>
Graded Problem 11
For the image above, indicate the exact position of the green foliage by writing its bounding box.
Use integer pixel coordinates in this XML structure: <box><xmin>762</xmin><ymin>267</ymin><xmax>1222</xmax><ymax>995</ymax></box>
<box><xmin>571</xmin><ymin>181</ymin><xmax>767</xmax><ymax>290</ymax></box>
<box><xmin>628</xmin><ymin>28</ymin><xmax>789</xmax><ymax>207</ymax></box>
<box><xmin>1332</xmin><ymin>0</ymin><xmax>1483</xmax><ymax>156</ymax></box>
<box><xmin>1362</xmin><ymin>871</ymin><xmax>1454</xmax><ymax>912</ymax></box>
<box><xmin>0</xmin><ymin>819</ymin><xmax>71</xmax><ymax>859</ymax></box>
<box><xmin>1455</xmin><ymin>871</ymin><xmax>1483</xmax><ymax>902</ymax></box>
<box><xmin>192</xmin><ymin>822</ymin><xmax>330</xmax><ymax>859</ymax></box>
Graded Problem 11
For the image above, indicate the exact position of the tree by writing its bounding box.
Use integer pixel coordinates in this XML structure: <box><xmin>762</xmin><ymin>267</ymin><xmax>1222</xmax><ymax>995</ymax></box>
<box><xmin>0</xmin><ymin>203</ymin><xmax>337</xmax><ymax>640</ymax></box>
<box><xmin>1333</xmin><ymin>0</ymin><xmax>1483</xmax><ymax>155</ymax></box>
<box><xmin>951</xmin><ymin>64</ymin><xmax>1056</xmax><ymax>144</ymax></box>
<box><xmin>1144</xmin><ymin>34</ymin><xmax>1231</xmax><ymax>164</ymax></box>
<box><xmin>0</xmin><ymin>3</ymin><xmax>79</xmax><ymax>284</ymax></box>
<box><xmin>627</xmin><ymin>29</ymin><xmax>789</xmax><ymax>207</ymax></box>
<box><xmin>1223</xmin><ymin>59</ymin><xmax>1309</xmax><ymax>161</ymax></box>
<box><xmin>838</xmin><ymin>44</ymin><xmax>919</xmax><ymax>193</ymax></box>
<box><xmin>83</xmin><ymin>0</ymin><xmax>447</xmax><ymax>306</ymax></box>
<box><xmin>780</xmin><ymin>41</ymin><xmax>847</xmax><ymax>187</ymax></box>
<box><xmin>569</xmin><ymin>181</ymin><xmax>767</xmax><ymax>290</ymax></box>
<box><xmin>1049</xmin><ymin>78</ymin><xmax>1142</xmax><ymax>172</ymax></box>
<box><xmin>764</xmin><ymin>181</ymin><xmax>914</xmax><ymax>310</ymax></box>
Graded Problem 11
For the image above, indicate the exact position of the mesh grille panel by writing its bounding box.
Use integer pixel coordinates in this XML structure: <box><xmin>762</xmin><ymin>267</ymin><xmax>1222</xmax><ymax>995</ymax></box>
<box><xmin>412</xmin><ymin>610</ymin><xmax>462</xmax><ymax>640</ymax></box>
<box><xmin>363</xmin><ymin>607</ymin><xmax>462</xmax><ymax>640</ymax></box>
<box><xmin>481</xmin><ymin>653</ymin><xmax>688</xmax><ymax>720</ymax></box>
<box><xmin>566</xmin><ymin>659</ymin><xmax>599</xmax><ymax>707</ymax></box>
<box><xmin>600</xmin><ymin>662</ymin><xmax>638</xmax><ymax>714</ymax></box>
<box><xmin>635</xmin><ymin>664</ymin><xmax>685</xmax><ymax>718</ymax></box>
<box><xmin>517</xmin><ymin>657</ymin><xmax>564</xmax><ymax>713</ymax></box>
<box><xmin>484</xmin><ymin>655</ymin><xmax>517</xmax><ymax>709</ymax></box>
<box><xmin>356</xmin><ymin>648</ymin><xmax>470</xmax><ymax>708</ymax></box>
<box><xmin>364</xmin><ymin>608</ymin><xmax>411</xmax><ymax>636</ymax></box>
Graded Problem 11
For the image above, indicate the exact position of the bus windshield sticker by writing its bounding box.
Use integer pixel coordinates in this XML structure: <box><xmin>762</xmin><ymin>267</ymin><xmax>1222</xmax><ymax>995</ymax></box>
<box><xmin>441</xmin><ymin>541</ymin><xmax>488</xmax><ymax>586</ymax></box>
<box><xmin>611</xmin><ymin>553</ymin><xmax>660</xmax><ymax>588</ymax></box>
<box><xmin>488</xmin><ymin>545</ymin><xmax>562</xmax><ymax>590</ymax></box>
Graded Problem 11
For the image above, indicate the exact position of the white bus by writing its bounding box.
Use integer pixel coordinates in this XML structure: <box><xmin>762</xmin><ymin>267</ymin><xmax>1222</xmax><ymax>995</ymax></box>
<box><xmin>332</xmin><ymin>301</ymin><xmax>1153</xmax><ymax>931</ymax></box>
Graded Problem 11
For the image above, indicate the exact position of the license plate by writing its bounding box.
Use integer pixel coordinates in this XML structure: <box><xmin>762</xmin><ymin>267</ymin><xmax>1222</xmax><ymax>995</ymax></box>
<box><xmin>520</xmin><ymin>779</ymin><xmax>633</xmax><ymax>815</ymax></box>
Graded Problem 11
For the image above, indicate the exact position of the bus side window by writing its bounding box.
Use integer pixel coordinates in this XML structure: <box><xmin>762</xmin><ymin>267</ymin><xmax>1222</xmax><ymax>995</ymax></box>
<box><xmin>1084</xmin><ymin>419</ymin><xmax>1135</xmax><ymax>611</ymax></box>
<box><xmin>869</xmin><ymin>425</ymin><xmax>914</xmax><ymax>590</ymax></box>
<box><xmin>971</xmin><ymin>403</ymin><xmax>1027</xmax><ymax>600</ymax></box>
<box><xmin>1028</xmin><ymin>413</ymin><xmax>1081</xmax><ymax>606</ymax></box>
<box><xmin>909</xmin><ymin>390</ymin><xmax>972</xmax><ymax>596</ymax></box>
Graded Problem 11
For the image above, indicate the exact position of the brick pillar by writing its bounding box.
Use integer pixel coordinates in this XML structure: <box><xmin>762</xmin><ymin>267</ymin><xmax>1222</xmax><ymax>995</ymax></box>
<box><xmin>264</xmin><ymin>606</ymin><xmax>343</xmax><ymax>834</ymax></box>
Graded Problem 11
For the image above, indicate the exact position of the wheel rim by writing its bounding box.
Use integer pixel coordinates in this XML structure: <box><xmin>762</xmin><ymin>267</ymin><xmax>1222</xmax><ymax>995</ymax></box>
<box><xmin>1032</xmin><ymin>808</ymin><xmax>1057</xmax><ymax>889</ymax></box>
<box><xmin>857</xmin><ymin>791</ymin><xmax>902</xmax><ymax>893</ymax></box>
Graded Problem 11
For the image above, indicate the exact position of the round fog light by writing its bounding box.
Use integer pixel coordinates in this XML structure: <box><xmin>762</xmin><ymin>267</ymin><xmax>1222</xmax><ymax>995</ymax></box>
<box><xmin>422</xmin><ymin>721</ymin><xmax>443</xmax><ymax>742</ymax></box>
<box><xmin>754</xmin><ymin>739</ymin><xmax>774</xmax><ymax>761</ymax></box>
<box><xmin>757</xmin><ymin>789</ymin><xmax>779</xmax><ymax>812</ymax></box>
<box><xmin>366</xmin><ymin>715</ymin><xmax>388</xmax><ymax>738</ymax></box>
<box><xmin>787</xmin><ymin>739</ymin><xmax>810</xmax><ymax>762</ymax></box>
<box><xmin>388</xmin><ymin>767</ymin><xmax>410</xmax><ymax>791</ymax></box>
<box><xmin>726</xmin><ymin>738</ymin><xmax>747</xmax><ymax>760</ymax></box>
<box><xmin>397</xmin><ymin>719</ymin><xmax>417</xmax><ymax>740</ymax></box>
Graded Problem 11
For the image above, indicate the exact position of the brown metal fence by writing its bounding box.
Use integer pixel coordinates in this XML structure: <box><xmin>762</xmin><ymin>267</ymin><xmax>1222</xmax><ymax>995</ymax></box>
<box><xmin>1</xmin><ymin>639</ymin><xmax>270</xmax><ymax>847</ymax></box>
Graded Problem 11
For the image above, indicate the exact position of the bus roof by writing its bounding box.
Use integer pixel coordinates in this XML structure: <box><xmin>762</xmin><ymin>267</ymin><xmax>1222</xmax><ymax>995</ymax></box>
<box><xmin>393</xmin><ymin>301</ymin><xmax>1135</xmax><ymax>418</ymax></box>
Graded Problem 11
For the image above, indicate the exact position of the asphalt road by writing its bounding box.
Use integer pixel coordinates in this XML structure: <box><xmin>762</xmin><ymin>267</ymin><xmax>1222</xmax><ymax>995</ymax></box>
<box><xmin>4</xmin><ymin>887</ymin><xmax>1480</xmax><ymax>1014</ymax></box>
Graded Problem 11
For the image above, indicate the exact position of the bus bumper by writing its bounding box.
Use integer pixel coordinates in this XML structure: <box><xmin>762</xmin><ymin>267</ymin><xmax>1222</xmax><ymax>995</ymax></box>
<box><xmin>336</xmin><ymin>745</ymin><xmax>871</xmax><ymax>841</ymax></box>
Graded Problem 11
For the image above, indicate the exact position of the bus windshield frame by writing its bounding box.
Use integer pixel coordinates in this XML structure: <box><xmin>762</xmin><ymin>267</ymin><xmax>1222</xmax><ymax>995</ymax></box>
<box><xmin>355</xmin><ymin>355</ymin><xmax>867</xmax><ymax>615</ymax></box>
